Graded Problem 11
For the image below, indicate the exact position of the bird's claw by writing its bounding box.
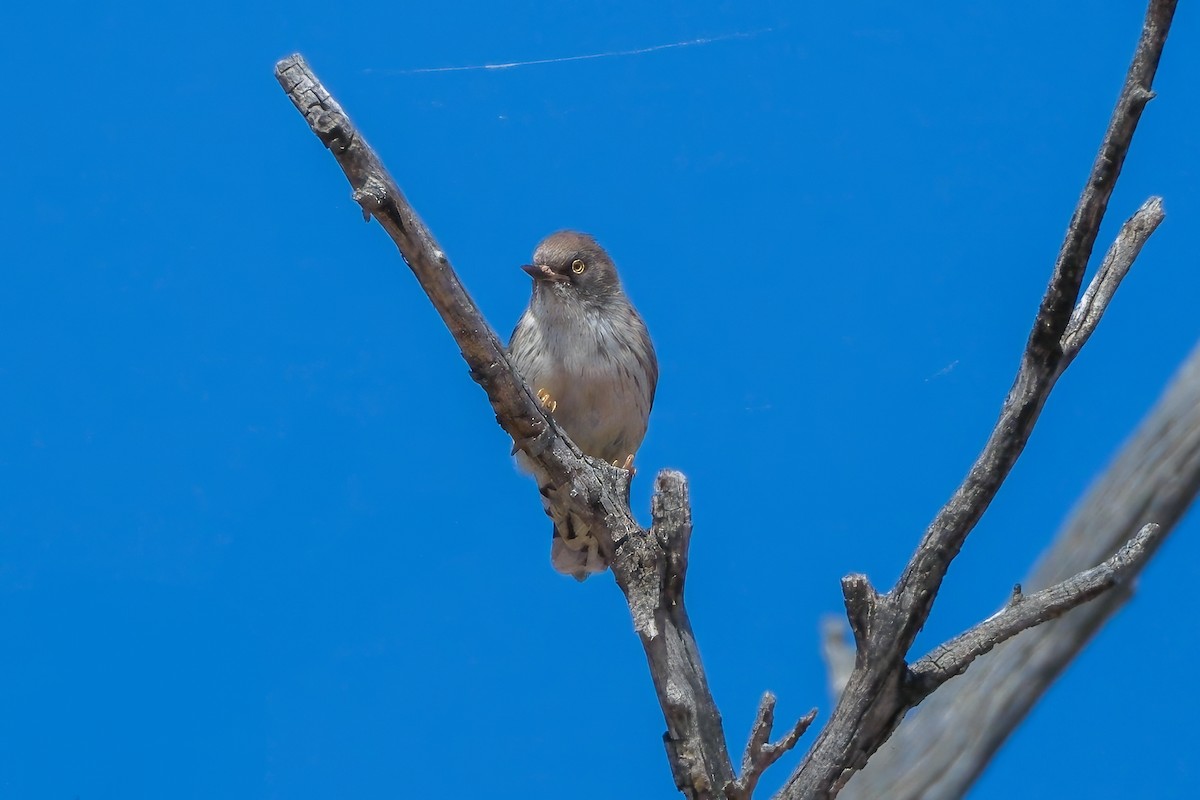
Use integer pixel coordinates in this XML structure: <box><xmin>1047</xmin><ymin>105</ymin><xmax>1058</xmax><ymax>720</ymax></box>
<box><xmin>613</xmin><ymin>454</ymin><xmax>636</xmax><ymax>476</ymax></box>
<box><xmin>536</xmin><ymin>388</ymin><xmax>557</xmax><ymax>414</ymax></box>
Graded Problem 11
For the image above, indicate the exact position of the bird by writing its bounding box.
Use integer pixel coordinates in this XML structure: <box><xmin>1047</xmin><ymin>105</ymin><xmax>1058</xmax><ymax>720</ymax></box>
<box><xmin>508</xmin><ymin>231</ymin><xmax>658</xmax><ymax>579</ymax></box>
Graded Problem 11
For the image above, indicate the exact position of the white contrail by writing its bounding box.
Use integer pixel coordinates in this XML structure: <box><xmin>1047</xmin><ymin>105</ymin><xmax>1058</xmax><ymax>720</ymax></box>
<box><xmin>925</xmin><ymin>360</ymin><xmax>961</xmax><ymax>382</ymax></box>
<box><xmin>370</xmin><ymin>29</ymin><xmax>770</xmax><ymax>75</ymax></box>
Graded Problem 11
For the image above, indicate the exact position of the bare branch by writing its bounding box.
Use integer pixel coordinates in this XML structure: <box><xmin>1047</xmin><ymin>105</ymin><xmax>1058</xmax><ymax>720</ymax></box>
<box><xmin>843</xmin><ymin>340</ymin><xmax>1200</xmax><ymax>800</ymax></box>
<box><xmin>908</xmin><ymin>523</ymin><xmax>1161</xmax><ymax>696</ymax></box>
<box><xmin>728</xmin><ymin>694</ymin><xmax>819</xmax><ymax>800</ymax></box>
<box><xmin>275</xmin><ymin>56</ymin><xmax>555</xmax><ymax>471</ymax></box>
<box><xmin>653</xmin><ymin>469</ymin><xmax>694</xmax><ymax>601</ymax></box>
<box><xmin>276</xmin><ymin>1</ymin><xmax>1178</xmax><ymax>796</ymax></box>
<box><xmin>891</xmin><ymin>0</ymin><xmax>1176</xmax><ymax>659</ymax></box>
<box><xmin>776</xmin><ymin>3</ymin><xmax>1177</xmax><ymax>797</ymax></box>
<box><xmin>1062</xmin><ymin>197</ymin><xmax>1166</xmax><ymax>360</ymax></box>
<box><xmin>1038</xmin><ymin>1</ymin><xmax>1172</xmax><ymax>354</ymax></box>
<box><xmin>275</xmin><ymin>55</ymin><xmax>736</xmax><ymax>799</ymax></box>
<box><xmin>630</xmin><ymin>471</ymin><xmax>736</xmax><ymax>798</ymax></box>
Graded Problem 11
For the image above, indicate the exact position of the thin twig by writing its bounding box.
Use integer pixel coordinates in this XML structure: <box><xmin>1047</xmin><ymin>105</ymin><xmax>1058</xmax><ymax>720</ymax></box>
<box><xmin>907</xmin><ymin>523</ymin><xmax>1161</xmax><ymax>696</ymax></box>
<box><xmin>1062</xmin><ymin>197</ymin><xmax>1165</xmax><ymax>360</ymax></box>
<box><xmin>727</xmin><ymin>694</ymin><xmax>819</xmax><ymax>800</ymax></box>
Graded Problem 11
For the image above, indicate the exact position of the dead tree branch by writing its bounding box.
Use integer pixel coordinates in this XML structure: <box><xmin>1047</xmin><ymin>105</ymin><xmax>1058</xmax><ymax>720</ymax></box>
<box><xmin>275</xmin><ymin>0</ymin><xmax>1176</xmax><ymax>796</ymax></box>
<box><xmin>274</xmin><ymin>55</ymin><xmax>769</xmax><ymax>799</ymax></box>
<box><xmin>906</xmin><ymin>523</ymin><xmax>1160</xmax><ymax>697</ymax></box>
<box><xmin>1062</xmin><ymin>197</ymin><xmax>1165</xmax><ymax>359</ymax></box>
<box><xmin>727</xmin><ymin>695</ymin><xmax>818</xmax><ymax>800</ymax></box>
<box><xmin>842</xmin><ymin>339</ymin><xmax>1200</xmax><ymax>800</ymax></box>
<box><xmin>775</xmin><ymin>2</ymin><xmax>1176</xmax><ymax>797</ymax></box>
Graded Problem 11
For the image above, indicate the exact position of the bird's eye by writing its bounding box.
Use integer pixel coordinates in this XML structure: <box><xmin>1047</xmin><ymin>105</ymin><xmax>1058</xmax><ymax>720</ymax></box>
<box><xmin>571</xmin><ymin>259</ymin><xmax>586</xmax><ymax>274</ymax></box>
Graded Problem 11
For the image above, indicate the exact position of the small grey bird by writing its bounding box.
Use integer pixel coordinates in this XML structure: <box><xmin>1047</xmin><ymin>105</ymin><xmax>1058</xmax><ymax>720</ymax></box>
<box><xmin>508</xmin><ymin>231</ymin><xmax>658</xmax><ymax>579</ymax></box>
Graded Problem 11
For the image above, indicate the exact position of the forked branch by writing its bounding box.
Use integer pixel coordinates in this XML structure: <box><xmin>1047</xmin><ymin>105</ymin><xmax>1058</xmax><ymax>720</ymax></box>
<box><xmin>727</xmin><ymin>695</ymin><xmax>818</xmax><ymax>800</ymax></box>
<box><xmin>843</xmin><ymin>342</ymin><xmax>1200</xmax><ymax>800</ymax></box>
<box><xmin>275</xmin><ymin>55</ymin><xmax>739</xmax><ymax>799</ymax></box>
<box><xmin>776</xmin><ymin>2</ymin><xmax>1175</xmax><ymax>797</ymax></box>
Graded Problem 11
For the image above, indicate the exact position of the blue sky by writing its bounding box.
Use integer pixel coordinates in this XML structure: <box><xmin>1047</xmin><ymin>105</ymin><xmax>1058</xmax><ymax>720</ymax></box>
<box><xmin>2</xmin><ymin>2</ymin><xmax>1197</xmax><ymax>798</ymax></box>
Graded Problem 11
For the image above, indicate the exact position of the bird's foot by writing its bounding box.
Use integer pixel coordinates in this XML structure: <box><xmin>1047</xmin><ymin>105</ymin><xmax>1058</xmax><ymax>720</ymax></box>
<box><xmin>536</xmin><ymin>388</ymin><xmax>558</xmax><ymax>414</ymax></box>
<box><xmin>613</xmin><ymin>454</ymin><xmax>636</xmax><ymax>476</ymax></box>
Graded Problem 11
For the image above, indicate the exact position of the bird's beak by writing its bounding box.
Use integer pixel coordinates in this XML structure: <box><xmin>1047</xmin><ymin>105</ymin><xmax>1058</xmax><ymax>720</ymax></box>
<box><xmin>521</xmin><ymin>263</ymin><xmax>566</xmax><ymax>282</ymax></box>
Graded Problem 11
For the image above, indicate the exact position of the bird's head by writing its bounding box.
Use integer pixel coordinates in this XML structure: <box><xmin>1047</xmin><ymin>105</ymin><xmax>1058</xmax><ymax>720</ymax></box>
<box><xmin>522</xmin><ymin>231</ymin><xmax>624</xmax><ymax>303</ymax></box>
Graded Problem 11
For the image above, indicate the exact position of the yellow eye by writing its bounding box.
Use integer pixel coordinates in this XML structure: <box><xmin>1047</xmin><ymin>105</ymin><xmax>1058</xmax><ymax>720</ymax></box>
<box><xmin>571</xmin><ymin>259</ymin><xmax>586</xmax><ymax>274</ymax></box>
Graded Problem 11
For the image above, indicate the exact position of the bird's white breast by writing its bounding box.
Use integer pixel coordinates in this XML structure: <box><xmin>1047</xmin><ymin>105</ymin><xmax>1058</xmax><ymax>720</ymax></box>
<box><xmin>514</xmin><ymin>302</ymin><xmax>652</xmax><ymax>463</ymax></box>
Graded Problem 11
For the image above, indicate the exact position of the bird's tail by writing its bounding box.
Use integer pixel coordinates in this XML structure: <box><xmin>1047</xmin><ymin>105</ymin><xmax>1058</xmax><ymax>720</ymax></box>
<box><xmin>549</xmin><ymin>517</ymin><xmax>608</xmax><ymax>581</ymax></box>
<box><xmin>517</xmin><ymin>451</ymin><xmax>609</xmax><ymax>580</ymax></box>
